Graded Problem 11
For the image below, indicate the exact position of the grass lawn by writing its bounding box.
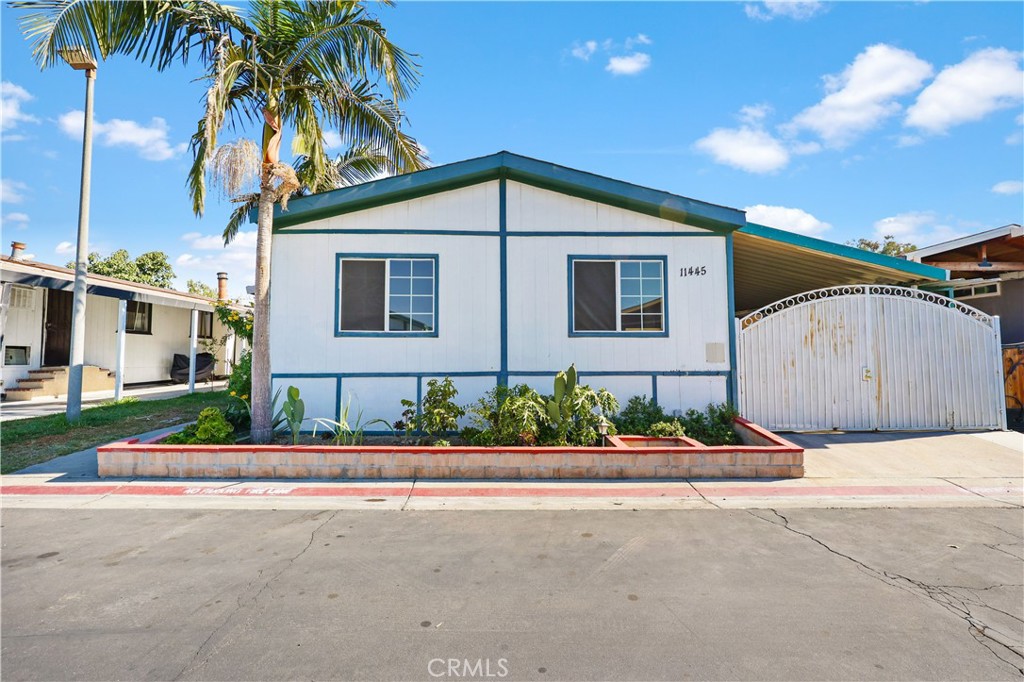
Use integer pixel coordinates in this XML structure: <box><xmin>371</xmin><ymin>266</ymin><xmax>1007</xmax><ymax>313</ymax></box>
<box><xmin>1</xmin><ymin>391</ymin><xmax>232</xmax><ymax>474</ymax></box>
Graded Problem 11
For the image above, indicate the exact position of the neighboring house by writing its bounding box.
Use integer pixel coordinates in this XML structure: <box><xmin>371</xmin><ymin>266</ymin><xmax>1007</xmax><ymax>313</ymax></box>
<box><xmin>266</xmin><ymin>151</ymin><xmax>948</xmax><ymax>429</ymax></box>
<box><xmin>908</xmin><ymin>224</ymin><xmax>1024</xmax><ymax>344</ymax></box>
<box><xmin>1</xmin><ymin>246</ymin><xmax>245</xmax><ymax>399</ymax></box>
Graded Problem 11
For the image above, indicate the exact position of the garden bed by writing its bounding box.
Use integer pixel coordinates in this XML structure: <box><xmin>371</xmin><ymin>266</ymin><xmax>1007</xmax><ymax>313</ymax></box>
<box><xmin>97</xmin><ymin>417</ymin><xmax>803</xmax><ymax>479</ymax></box>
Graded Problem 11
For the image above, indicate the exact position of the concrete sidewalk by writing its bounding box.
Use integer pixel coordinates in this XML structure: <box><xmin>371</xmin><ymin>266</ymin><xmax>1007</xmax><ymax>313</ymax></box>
<box><xmin>2</xmin><ymin>430</ymin><xmax>1021</xmax><ymax>511</ymax></box>
<box><xmin>0</xmin><ymin>380</ymin><xmax>227</xmax><ymax>422</ymax></box>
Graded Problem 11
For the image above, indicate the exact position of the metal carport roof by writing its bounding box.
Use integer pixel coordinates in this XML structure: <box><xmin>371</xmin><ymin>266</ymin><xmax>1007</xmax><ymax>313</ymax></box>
<box><xmin>733</xmin><ymin>223</ymin><xmax>948</xmax><ymax>313</ymax></box>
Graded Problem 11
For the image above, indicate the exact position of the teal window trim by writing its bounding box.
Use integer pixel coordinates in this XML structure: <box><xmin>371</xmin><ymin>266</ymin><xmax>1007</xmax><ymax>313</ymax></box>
<box><xmin>334</xmin><ymin>253</ymin><xmax>440</xmax><ymax>338</ymax></box>
<box><xmin>567</xmin><ymin>255</ymin><xmax>669</xmax><ymax>338</ymax></box>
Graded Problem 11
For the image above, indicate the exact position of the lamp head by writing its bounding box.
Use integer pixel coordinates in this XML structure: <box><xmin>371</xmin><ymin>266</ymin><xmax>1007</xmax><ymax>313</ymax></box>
<box><xmin>59</xmin><ymin>47</ymin><xmax>97</xmax><ymax>71</ymax></box>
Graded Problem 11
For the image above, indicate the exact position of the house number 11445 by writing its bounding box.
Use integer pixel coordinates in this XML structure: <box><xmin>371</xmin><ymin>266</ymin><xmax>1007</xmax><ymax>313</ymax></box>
<box><xmin>680</xmin><ymin>266</ymin><xmax>707</xmax><ymax>277</ymax></box>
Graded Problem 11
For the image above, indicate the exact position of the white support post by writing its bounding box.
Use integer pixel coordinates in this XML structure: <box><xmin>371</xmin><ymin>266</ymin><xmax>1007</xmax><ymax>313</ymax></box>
<box><xmin>114</xmin><ymin>299</ymin><xmax>127</xmax><ymax>401</ymax></box>
<box><xmin>188</xmin><ymin>308</ymin><xmax>198</xmax><ymax>394</ymax></box>
<box><xmin>993</xmin><ymin>315</ymin><xmax>1007</xmax><ymax>431</ymax></box>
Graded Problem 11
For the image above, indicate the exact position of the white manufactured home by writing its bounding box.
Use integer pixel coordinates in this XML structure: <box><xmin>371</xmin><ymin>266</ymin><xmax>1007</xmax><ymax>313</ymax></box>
<box><xmin>1</xmin><ymin>252</ymin><xmax>244</xmax><ymax>400</ymax></box>
<box><xmin>268</xmin><ymin>152</ymin><xmax>1005</xmax><ymax>432</ymax></box>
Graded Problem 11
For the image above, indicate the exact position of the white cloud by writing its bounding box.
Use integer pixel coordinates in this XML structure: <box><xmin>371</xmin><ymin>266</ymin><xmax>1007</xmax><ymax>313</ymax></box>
<box><xmin>323</xmin><ymin>130</ymin><xmax>344</xmax><ymax>149</ymax></box>
<box><xmin>570</xmin><ymin>40</ymin><xmax>598</xmax><ymax>61</ymax></box>
<box><xmin>1</xmin><ymin>178</ymin><xmax>28</xmax><ymax>204</ymax></box>
<box><xmin>605</xmin><ymin>52</ymin><xmax>651</xmax><ymax>76</ymax></box>
<box><xmin>906</xmin><ymin>48</ymin><xmax>1024</xmax><ymax>135</ymax></box>
<box><xmin>1007</xmin><ymin>113</ymin><xmax>1024</xmax><ymax>145</ymax></box>
<box><xmin>787</xmin><ymin>44</ymin><xmax>934</xmax><ymax>148</ymax></box>
<box><xmin>569</xmin><ymin>36</ymin><xmax>653</xmax><ymax>75</ymax></box>
<box><xmin>1</xmin><ymin>81</ymin><xmax>39</xmax><ymax>136</ymax></box>
<box><xmin>58</xmin><ymin>110</ymin><xmax>187</xmax><ymax>161</ymax></box>
<box><xmin>55</xmin><ymin>241</ymin><xmax>75</xmax><ymax>255</ymax></box>
<box><xmin>174</xmin><ymin>230</ymin><xmax>257</xmax><ymax>296</ymax></box>
<box><xmin>744</xmin><ymin>1</ymin><xmax>826</xmax><ymax>21</ymax></box>
<box><xmin>991</xmin><ymin>180</ymin><xmax>1023</xmax><ymax>195</ymax></box>
<box><xmin>624</xmin><ymin>34</ymin><xmax>652</xmax><ymax>50</ymax></box>
<box><xmin>5</xmin><ymin>211</ymin><xmax>29</xmax><ymax>223</ymax></box>
<box><xmin>871</xmin><ymin>211</ymin><xmax>965</xmax><ymax>246</ymax></box>
<box><xmin>695</xmin><ymin>126</ymin><xmax>790</xmax><ymax>173</ymax></box>
<box><xmin>744</xmin><ymin>204</ymin><xmax>832</xmax><ymax>235</ymax></box>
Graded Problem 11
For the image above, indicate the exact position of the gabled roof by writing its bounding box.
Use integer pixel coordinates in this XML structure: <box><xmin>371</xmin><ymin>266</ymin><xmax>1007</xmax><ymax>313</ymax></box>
<box><xmin>271</xmin><ymin>151</ymin><xmax>746</xmax><ymax>232</ymax></box>
<box><xmin>907</xmin><ymin>224</ymin><xmax>1023</xmax><ymax>261</ymax></box>
<box><xmin>0</xmin><ymin>256</ymin><xmax>242</xmax><ymax>311</ymax></box>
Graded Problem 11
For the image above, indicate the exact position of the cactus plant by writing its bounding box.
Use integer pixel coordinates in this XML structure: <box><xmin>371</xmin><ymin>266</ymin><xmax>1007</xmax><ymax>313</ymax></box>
<box><xmin>546</xmin><ymin>364</ymin><xmax>578</xmax><ymax>443</ymax></box>
<box><xmin>282</xmin><ymin>386</ymin><xmax>305</xmax><ymax>445</ymax></box>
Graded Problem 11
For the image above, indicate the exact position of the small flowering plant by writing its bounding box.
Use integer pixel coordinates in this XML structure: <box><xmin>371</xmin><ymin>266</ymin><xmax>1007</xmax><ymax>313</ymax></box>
<box><xmin>215</xmin><ymin>302</ymin><xmax>253</xmax><ymax>343</ymax></box>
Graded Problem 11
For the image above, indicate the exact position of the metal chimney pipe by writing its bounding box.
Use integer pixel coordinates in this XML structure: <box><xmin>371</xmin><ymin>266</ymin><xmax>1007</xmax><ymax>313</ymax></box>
<box><xmin>9</xmin><ymin>241</ymin><xmax>26</xmax><ymax>260</ymax></box>
<box><xmin>217</xmin><ymin>272</ymin><xmax>229</xmax><ymax>301</ymax></box>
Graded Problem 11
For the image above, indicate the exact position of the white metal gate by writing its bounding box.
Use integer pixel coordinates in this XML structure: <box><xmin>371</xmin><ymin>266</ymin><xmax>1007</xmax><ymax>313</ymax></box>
<box><xmin>738</xmin><ymin>286</ymin><xmax>1005</xmax><ymax>431</ymax></box>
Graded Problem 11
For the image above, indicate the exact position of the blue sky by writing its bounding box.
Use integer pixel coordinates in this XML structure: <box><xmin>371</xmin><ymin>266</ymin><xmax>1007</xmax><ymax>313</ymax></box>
<box><xmin>2</xmin><ymin>1</ymin><xmax>1022</xmax><ymax>296</ymax></box>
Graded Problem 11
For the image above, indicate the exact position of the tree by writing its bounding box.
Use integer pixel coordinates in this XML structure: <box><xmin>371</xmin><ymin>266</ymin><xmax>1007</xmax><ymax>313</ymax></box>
<box><xmin>847</xmin><ymin>235</ymin><xmax>917</xmax><ymax>257</ymax></box>
<box><xmin>187</xmin><ymin>279</ymin><xmax>218</xmax><ymax>299</ymax></box>
<box><xmin>68</xmin><ymin>248</ymin><xmax>175</xmax><ymax>287</ymax></box>
<box><xmin>17</xmin><ymin>1</ymin><xmax>427</xmax><ymax>442</ymax></box>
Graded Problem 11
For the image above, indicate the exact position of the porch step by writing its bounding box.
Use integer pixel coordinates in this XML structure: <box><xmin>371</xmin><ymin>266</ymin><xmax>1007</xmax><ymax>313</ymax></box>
<box><xmin>3</xmin><ymin>365</ymin><xmax>115</xmax><ymax>401</ymax></box>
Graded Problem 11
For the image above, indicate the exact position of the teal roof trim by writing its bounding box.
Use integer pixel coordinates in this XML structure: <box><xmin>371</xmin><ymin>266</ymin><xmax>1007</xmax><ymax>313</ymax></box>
<box><xmin>268</xmin><ymin>151</ymin><xmax>745</xmax><ymax>232</ymax></box>
<box><xmin>740</xmin><ymin>222</ymin><xmax>948</xmax><ymax>281</ymax></box>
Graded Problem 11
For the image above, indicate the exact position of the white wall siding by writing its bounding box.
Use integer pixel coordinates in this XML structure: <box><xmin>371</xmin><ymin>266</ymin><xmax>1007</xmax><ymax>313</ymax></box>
<box><xmin>82</xmin><ymin>295</ymin><xmax>207</xmax><ymax>384</ymax></box>
<box><xmin>270</xmin><ymin>179</ymin><xmax>735</xmax><ymax>424</ymax></box>
<box><xmin>1</xmin><ymin>285</ymin><xmax>44</xmax><ymax>386</ymax></box>
<box><xmin>271</xmin><ymin>376</ymin><xmax>336</xmax><ymax>432</ymax></box>
<box><xmin>270</xmin><ymin>233</ymin><xmax>501</xmax><ymax>374</ymax></box>
<box><xmin>337</xmin><ymin>376</ymin><xmax>416</xmax><ymax>428</ymax></box>
<box><xmin>312</xmin><ymin>181</ymin><xmax>499</xmax><ymax>233</ymax></box>
<box><xmin>506</xmin><ymin>182</ymin><xmax>708</xmax><ymax>233</ymax></box>
<box><xmin>505</xmin><ymin>235</ymin><xmax>730</xmax><ymax>374</ymax></box>
<box><xmin>656</xmin><ymin>376</ymin><xmax>729</xmax><ymax>415</ymax></box>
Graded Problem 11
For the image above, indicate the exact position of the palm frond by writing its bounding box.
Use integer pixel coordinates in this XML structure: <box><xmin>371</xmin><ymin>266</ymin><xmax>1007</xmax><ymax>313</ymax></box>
<box><xmin>223</xmin><ymin>193</ymin><xmax>260</xmax><ymax>245</ymax></box>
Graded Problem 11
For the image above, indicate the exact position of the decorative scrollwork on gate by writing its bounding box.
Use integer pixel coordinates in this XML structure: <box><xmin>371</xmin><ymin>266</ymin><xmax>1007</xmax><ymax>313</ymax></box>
<box><xmin>740</xmin><ymin>285</ymin><xmax>995</xmax><ymax>329</ymax></box>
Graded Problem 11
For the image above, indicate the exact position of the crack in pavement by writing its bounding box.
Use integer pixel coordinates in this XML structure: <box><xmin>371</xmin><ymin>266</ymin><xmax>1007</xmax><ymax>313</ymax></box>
<box><xmin>172</xmin><ymin>510</ymin><xmax>340</xmax><ymax>681</ymax></box>
<box><xmin>747</xmin><ymin>508</ymin><xmax>1024</xmax><ymax>677</ymax></box>
<box><xmin>686</xmin><ymin>482</ymin><xmax>722</xmax><ymax>509</ymax></box>
<box><xmin>401</xmin><ymin>478</ymin><xmax>417</xmax><ymax>511</ymax></box>
<box><xmin>939</xmin><ymin>478</ymin><xmax>1024</xmax><ymax>509</ymax></box>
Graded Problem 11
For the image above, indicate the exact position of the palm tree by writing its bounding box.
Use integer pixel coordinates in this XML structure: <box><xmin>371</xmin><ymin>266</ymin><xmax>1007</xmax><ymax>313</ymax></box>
<box><xmin>15</xmin><ymin>0</ymin><xmax>428</xmax><ymax>442</ymax></box>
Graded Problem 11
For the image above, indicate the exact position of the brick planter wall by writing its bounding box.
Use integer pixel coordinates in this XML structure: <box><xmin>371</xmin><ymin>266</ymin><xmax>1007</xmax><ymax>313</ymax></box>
<box><xmin>97</xmin><ymin>417</ymin><xmax>803</xmax><ymax>480</ymax></box>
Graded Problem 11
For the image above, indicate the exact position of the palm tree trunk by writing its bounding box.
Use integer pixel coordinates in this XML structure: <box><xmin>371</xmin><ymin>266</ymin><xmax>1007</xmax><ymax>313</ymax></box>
<box><xmin>250</xmin><ymin>182</ymin><xmax>275</xmax><ymax>444</ymax></box>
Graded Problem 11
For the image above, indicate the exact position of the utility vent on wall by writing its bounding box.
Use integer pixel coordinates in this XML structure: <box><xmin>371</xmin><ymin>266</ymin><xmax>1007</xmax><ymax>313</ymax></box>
<box><xmin>705</xmin><ymin>342</ymin><xmax>726</xmax><ymax>364</ymax></box>
<box><xmin>9</xmin><ymin>286</ymin><xmax>33</xmax><ymax>310</ymax></box>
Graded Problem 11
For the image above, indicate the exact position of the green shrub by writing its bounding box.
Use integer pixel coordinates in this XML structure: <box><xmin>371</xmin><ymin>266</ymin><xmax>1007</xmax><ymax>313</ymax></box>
<box><xmin>224</xmin><ymin>350</ymin><xmax>252</xmax><ymax>431</ymax></box>
<box><xmin>164</xmin><ymin>407</ymin><xmax>235</xmax><ymax>445</ymax></box>
<box><xmin>648</xmin><ymin>420</ymin><xmax>685</xmax><ymax>438</ymax></box>
<box><xmin>539</xmin><ymin>366</ymin><xmax>619</xmax><ymax>446</ymax></box>
<box><xmin>399</xmin><ymin>377</ymin><xmax>465</xmax><ymax>443</ymax></box>
<box><xmin>612</xmin><ymin>395</ymin><xmax>671</xmax><ymax>436</ymax></box>
<box><xmin>678</xmin><ymin>403</ymin><xmax>739</xmax><ymax>445</ymax></box>
<box><xmin>463</xmin><ymin>384</ymin><xmax>547</xmax><ymax>446</ymax></box>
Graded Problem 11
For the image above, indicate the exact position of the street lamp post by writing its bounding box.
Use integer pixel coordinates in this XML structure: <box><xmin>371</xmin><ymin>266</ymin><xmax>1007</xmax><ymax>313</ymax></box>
<box><xmin>61</xmin><ymin>47</ymin><xmax>98</xmax><ymax>422</ymax></box>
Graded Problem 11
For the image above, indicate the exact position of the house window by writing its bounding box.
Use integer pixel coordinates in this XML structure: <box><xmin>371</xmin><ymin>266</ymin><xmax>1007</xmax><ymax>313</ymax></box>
<box><xmin>336</xmin><ymin>255</ymin><xmax>438</xmax><ymax>335</ymax></box>
<box><xmin>570</xmin><ymin>257</ymin><xmax>667</xmax><ymax>336</ymax></box>
<box><xmin>4</xmin><ymin>345</ymin><xmax>29</xmax><ymax>365</ymax></box>
<box><xmin>196</xmin><ymin>311</ymin><xmax>214</xmax><ymax>339</ymax></box>
<box><xmin>126</xmin><ymin>301</ymin><xmax>152</xmax><ymax>334</ymax></box>
<box><xmin>952</xmin><ymin>281</ymin><xmax>1001</xmax><ymax>300</ymax></box>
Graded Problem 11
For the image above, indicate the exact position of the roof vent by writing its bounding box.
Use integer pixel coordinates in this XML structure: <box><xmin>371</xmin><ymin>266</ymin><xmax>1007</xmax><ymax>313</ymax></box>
<box><xmin>9</xmin><ymin>241</ymin><xmax>26</xmax><ymax>261</ymax></box>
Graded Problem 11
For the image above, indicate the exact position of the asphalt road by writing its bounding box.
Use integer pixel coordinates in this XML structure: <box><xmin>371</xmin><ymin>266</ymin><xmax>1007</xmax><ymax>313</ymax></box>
<box><xmin>2</xmin><ymin>508</ymin><xmax>1022</xmax><ymax>681</ymax></box>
